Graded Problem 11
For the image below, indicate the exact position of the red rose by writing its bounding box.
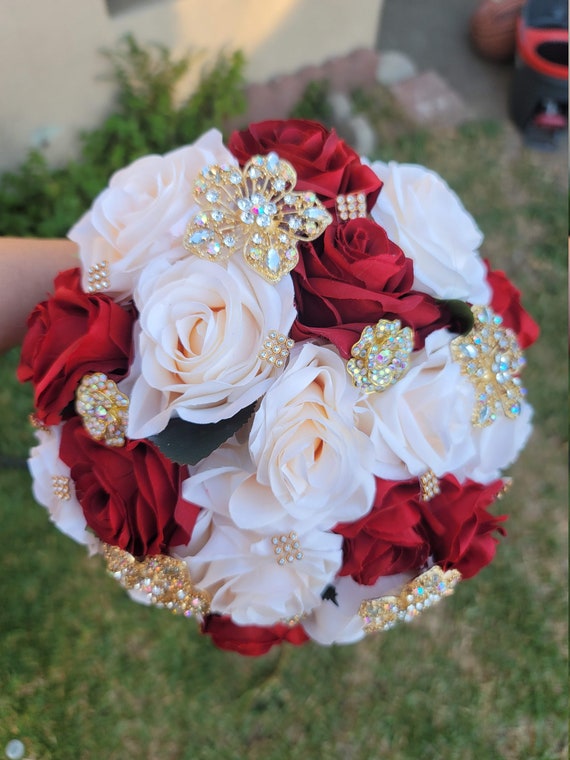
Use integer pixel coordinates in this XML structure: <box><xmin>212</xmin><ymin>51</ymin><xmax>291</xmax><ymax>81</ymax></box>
<box><xmin>485</xmin><ymin>263</ymin><xmax>539</xmax><ymax>349</ymax></box>
<box><xmin>335</xmin><ymin>475</ymin><xmax>507</xmax><ymax>584</ymax></box>
<box><xmin>419</xmin><ymin>476</ymin><xmax>507</xmax><ymax>579</ymax></box>
<box><xmin>334</xmin><ymin>478</ymin><xmax>429</xmax><ymax>585</ymax></box>
<box><xmin>291</xmin><ymin>218</ymin><xmax>455</xmax><ymax>357</ymax></box>
<box><xmin>17</xmin><ymin>268</ymin><xmax>134</xmax><ymax>425</ymax></box>
<box><xmin>201</xmin><ymin>615</ymin><xmax>309</xmax><ymax>656</ymax></box>
<box><xmin>228</xmin><ymin>119</ymin><xmax>382</xmax><ymax>213</ymax></box>
<box><xmin>59</xmin><ymin>417</ymin><xmax>199</xmax><ymax>556</ymax></box>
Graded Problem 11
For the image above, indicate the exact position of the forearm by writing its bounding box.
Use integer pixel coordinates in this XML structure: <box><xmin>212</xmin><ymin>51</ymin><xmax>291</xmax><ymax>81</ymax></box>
<box><xmin>0</xmin><ymin>237</ymin><xmax>78</xmax><ymax>353</ymax></box>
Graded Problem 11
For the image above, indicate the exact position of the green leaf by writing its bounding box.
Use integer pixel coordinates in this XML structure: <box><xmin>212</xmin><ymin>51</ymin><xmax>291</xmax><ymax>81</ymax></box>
<box><xmin>148</xmin><ymin>403</ymin><xmax>256</xmax><ymax>466</ymax></box>
<box><xmin>439</xmin><ymin>298</ymin><xmax>475</xmax><ymax>334</ymax></box>
<box><xmin>321</xmin><ymin>585</ymin><xmax>339</xmax><ymax>606</ymax></box>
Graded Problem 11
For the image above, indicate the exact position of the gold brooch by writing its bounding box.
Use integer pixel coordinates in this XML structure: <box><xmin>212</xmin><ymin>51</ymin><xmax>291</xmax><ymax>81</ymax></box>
<box><xmin>450</xmin><ymin>306</ymin><xmax>526</xmax><ymax>427</ymax></box>
<box><xmin>336</xmin><ymin>193</ymin><xmax>367</xmax><ymax>220</ymax></box>
<box><xmin>29</xmin><ymin>413</ymin><xmax>50</xmax><ymax>433</ymax></box>
<box><xmin>183</xmin><ymin>152</ymin><xmax>332</xmax><ymax>283</ymax></box>
<box><xmin>52</xmin><ymin>475</ymin><xmax>71</xmax><ymax>501</ymax></box>
<box><xmin>359</xmin><ymin>566</ymin><xmax>462</xmax><ymax>633</ymax></box>
<box><xmin>103</xmin><ymin>544</ymin><xmax>211</xmax><ymax>619</ymax></box>
<box><xmin>347</xmin><ymin>319</ymin><xmax>414</xmax><ymax>393</ymax></box>
<box><xmin>86</xmin><ymin>260</ymin><xmax>110</xmax><ymax>293</ymax></box>
<box><xmin>271</xmin><ymin>531</ymin><xmax>304</xmax><ymax>567</ymax></box>
<box><xmin>75</xmin><ymin>373</ymin><xmax>129</xmax><ymax>446</ymax></box>
<box><xmin>419</xmin><ymin>469</ymin><xmax>441</xmax><ymax>501</ymax></box>
<box><xmin>258</xmin><ymin>330</ymin><xmax>294</xmax><ymax>368</ymax></box>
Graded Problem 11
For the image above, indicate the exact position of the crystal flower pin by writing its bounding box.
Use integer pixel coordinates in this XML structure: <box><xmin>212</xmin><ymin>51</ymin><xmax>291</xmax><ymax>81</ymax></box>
<box><xmin>103</xmin><ymin>544</ymin><xmax>211</xmax><ymax>619</ymax></box>
<box><xmin>75</xmin><ymin>372</ymin><xmax>129</xmax><ymax>446</ymax></box>
<box><xmin>347</xmin><ymin>319</ymin><xmax>414</xmax><ymax>393</ymax></box>
<box><xmin>183</xmin><ymin>152</ymin><xmax>333</xmax><ymax>283</ymax></box>
<box><xmin>359</xmin><ymin>566</ymin><xmax>462</xmax><ymax>633</ymax></box>
<box><xmin>451</xmin><ymin>305</ymin><xmax>526</xmax><ymax>427</ymax></box>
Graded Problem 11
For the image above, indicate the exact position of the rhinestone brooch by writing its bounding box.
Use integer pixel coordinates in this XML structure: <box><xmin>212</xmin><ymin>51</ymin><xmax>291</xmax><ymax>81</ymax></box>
<box><xmin>359</xmin><ymin>566</ymin><xmax>462</xmax><ymax>633</ymax></box>
<box><xmin>183</xmin><ymin>152</ymin><xmax>332</xmax><ymax>283</ymax></box>
<box><xmin>103</xmin><ymin>544</ymin><xmax>211</xmax><ymax>619</ymax></box>
<box><xmin>347</xmin><ymin>319</ymin><xmax>414</xmax><ymax>393</ymax></box>
<box><xmin>451</xmin><ymin>305</ymin><xmax>526</xmax><ymax>427</ymax></box>
<box><xmin>75</xmin><ymin>373</ymin><xmax>129</xmax><ymax>446</ymax></box>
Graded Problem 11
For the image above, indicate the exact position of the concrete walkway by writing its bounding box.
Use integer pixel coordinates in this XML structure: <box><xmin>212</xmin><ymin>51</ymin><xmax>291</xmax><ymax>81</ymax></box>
<box><xmin>376</xmin><ymin>0</ymin><xmax>567</xmax><ymax>158</ymax></box>
<box><xmin>377</xmin><ymin>0</ymin><xmax>514</xmax><ymax>122</ymax></box>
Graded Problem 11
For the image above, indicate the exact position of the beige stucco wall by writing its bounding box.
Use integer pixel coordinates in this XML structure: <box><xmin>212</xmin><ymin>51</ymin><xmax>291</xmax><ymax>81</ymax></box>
<box><xmin>0</xmin><ymin>0</ymin><xmax>383</xmax><ymax>171</ymax></box>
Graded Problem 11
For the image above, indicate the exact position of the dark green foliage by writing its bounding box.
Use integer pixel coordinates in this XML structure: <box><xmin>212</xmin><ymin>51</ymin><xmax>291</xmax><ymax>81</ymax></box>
<box><xmin>149</xmin><ymin>404</ymin><xmax>255</xmax><ymax>466</ymax></box>
<box><xmin>0</xmin><ymin>35</ymin><xmax>246</xmax><ymax>238</ymax></box>
<box><xmin>289</xmin><ymin>79</ymin><xmax>334</xmax><ymax>125</ymax></box>
<box><xmin>438</xmin><ymin>298</ymin><xmax>475</xmax><ymax>334</ymax></box>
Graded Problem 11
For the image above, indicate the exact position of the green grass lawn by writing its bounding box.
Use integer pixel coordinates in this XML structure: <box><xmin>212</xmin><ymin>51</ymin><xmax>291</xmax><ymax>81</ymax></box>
<box><xmin>0</xmin><ymin>100</ymin><xmax>567</xmax><ymax>759</ymax></box>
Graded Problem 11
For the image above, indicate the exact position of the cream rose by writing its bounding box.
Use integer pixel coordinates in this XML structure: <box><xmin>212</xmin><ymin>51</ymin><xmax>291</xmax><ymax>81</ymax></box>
<box><xmin>28</xmin><ymin>427</ymin><xmax>99</xmax><ymax>554</ymax></box>
<box><xmin>182</xmin><ymin>436</ymin><xmax>254</xmax><ymax>520</ymax></box>
<box><xmin>182</xmin><ymin>343</ymin><xmax>376</xmax><ymax>533</ymax></box>
<box><xmin>369</xmin><ymin>160</ymin><xmax>491</xmax><ymax>304</ymax></box>
<box><xmin>69</xmin><ymin>129</ymin><xmax>236</xmax><ymax>302</ymax></box>
<box><xmin>302</xmin><ymin>572</ymin><xmax>413</xmax><ymax>645</ymax></box>
<box><xmin>127</xmin><ymin>254</ymin><xmax>296</xmax><ymax>438</ymax></box>
<box><xmin>175</xmin><ymin>510</ymin><xmax>343</xmax><ymax>627</ymax></box>
<box><xmin>355</xmin><ymin>328</ymin><xmax>533</xmax><ymax>484</ymax></box>
<box><xmin>246</xmin><ymin>342</ymin><xmax>375</xmax><ymax>531</ymax></box>
<box><xmin>249</xmin><ymin>343</ymin><xmax>374</xmax><ymax>528</ymax></box>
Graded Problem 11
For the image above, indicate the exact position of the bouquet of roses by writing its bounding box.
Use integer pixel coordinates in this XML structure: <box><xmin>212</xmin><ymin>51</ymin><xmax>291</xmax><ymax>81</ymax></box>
<box><xmin>18</xmin><ymin>119</ymin><xmax>538</xmax><ymax>655</ymax></box>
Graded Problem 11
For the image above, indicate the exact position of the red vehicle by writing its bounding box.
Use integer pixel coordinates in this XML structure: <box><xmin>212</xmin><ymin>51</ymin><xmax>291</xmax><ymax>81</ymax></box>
<box><xmin>509</xmin><ymin>0</ymin><xmax>568</xmax><ymax>145</ymax></box>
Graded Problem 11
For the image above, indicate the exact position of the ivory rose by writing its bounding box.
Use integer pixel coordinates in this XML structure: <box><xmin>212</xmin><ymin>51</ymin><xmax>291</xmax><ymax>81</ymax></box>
<box><xmin>369</xmin><ymin>161</ymin><xmax>491</xmax><ymax>304</ymax></box>
<box><xmin>128</xmin><ymin>254</ymin><xmax>296</xmax><ymax>438</ymax></box>
<box><xmin>175</xmin><ymin>510</ymin><xmax>343</xmax><ymax>627</ymax></box>
<box><xmin>355</xmin><ymin>328</ymin><xmax>533</xmax><ymax>484</ymax></box>
<box><xmin>247</xmin><ymin>342</ymin><xmax>376</xmax><ymax>529</ymax></box>
<box><xmin>69</xmin><ymin>129</ymin><xmax>236</xmax><ymax>302</ymax></box>
<box><xmin>28</xmin><ymin>426</ymin><xmax>100</xmax><ymax>554</ymax></box>
<box><xmin>183</xmin><ymin>343</ymin><xmax>376</xmax><ymax>532</ymax></box>
<box><xmin>302</xmin><ymin>572</ymin><xmax>412</xmax><ymax>645</ymax></box>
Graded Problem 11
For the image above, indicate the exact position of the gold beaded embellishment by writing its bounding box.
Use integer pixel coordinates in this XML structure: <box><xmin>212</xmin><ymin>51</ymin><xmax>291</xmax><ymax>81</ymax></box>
<box><xmin>75</xmin><ymin>373</ymin><xmax>129</xmax><ymax>447</ymax></box>
<box><xmin>347</xmin><ymin>319</ymin><xmax>414</xmax><ymax>393</ymax></box>
<box><xmin>496</xmin><ymin>477</ymin><xmax>513</xmax><ymax>500</ymax></box>
<box><xmin>271</xmin><ymin>532</ymin><xmax>304</xmax><ymax>567</ymax></box>
<box><xmin>258</xmin><ymin>331</ymin><xmax>294</xmax><ymax>368</ymax></box>
<box><xmin>359</xmin><ymin>566</ymin><xmax>462</xmax><ymax>633</ymax></box>
<box><xmin>419</xmin><ymin>470</ymin><xmax>441</xmax><ymax>501</ymax></box>
<box><xmin>283</xmin><ymin>614</ymin><xmax>303</xmax><ymax>627</ymax></box>
<box><xmin>183</xmin><ymin>152</ymin><xmax>332</xmax><ymax>283</ymax></box>
<box><xmin>86</xmin><ymin>261</ymin><xmax>110</xmax><ymax>293</ymax></box>
<box><xmin>450</xmin><ymin>306</ymin><xmax>526</xmax><ymax>427</ymax></box>
<box><xmin>29</xmin><ymin>413</ymin><xmax>50</xmax><ymax>433</ymax></box>
<box><xmin>52</xmin><ymin>475</ymin><xmax>71</xmax><ymax>501</ymax></box>
<box><xmin>103</xmin><ymin>544</ymin><xmax>211</xmax><ymax>619</ymax></box>
<box><xmin>336</xmin><ymin>193</ymin><xmax>367</xmax><ymax>220</ymax></box>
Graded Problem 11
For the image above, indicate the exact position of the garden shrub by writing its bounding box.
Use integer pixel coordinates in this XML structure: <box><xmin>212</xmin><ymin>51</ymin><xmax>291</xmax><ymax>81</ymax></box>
<box><xmin>0</xmin><ymin>35</ymin><xmax>247</xmax><ymax>237</ymax></box>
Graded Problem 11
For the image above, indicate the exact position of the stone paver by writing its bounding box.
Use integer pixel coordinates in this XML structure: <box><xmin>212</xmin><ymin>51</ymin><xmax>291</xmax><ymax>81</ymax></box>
<box><xmin>376</xmin><ymin>50</ymin><xmax>417</xmax><ymax>86</ymax></box>
<box><xmin>235</xmin><ymin>44</ymin><xmax>473</xmax><ymax>138</ymax></box>
<box><xmin>389</xmin><ymin>70</ymin><xmax>473</xmax><ymax>128</ymax></box>
<box><xmin>238</xmin><ymin>49</ymin><xmax>379</xmax><ymax>126</ymax></box>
